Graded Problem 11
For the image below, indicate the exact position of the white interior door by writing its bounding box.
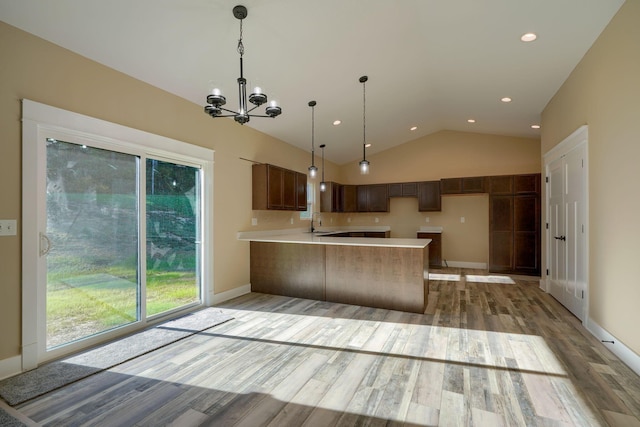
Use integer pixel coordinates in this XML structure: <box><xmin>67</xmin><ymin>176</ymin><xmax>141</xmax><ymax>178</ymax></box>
<box><xmin>548</xmin><ymin>157</ymin><xmax>566</xmax><ymax>302</ymax></box>
<box><xmin>545</xmin><ymin>128</ymin><xmax>587</xmax><ymax>321</ymax></box>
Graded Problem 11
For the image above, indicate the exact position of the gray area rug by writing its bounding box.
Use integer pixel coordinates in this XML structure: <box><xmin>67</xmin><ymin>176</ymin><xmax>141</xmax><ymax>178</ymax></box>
<box><xmin>0</xmin><ymin>307</ymin><xmax>233</xmax><ymax>406</ymax></box>
<box><xmin>0</xmin><ymin>407</ymin><xmax>27</xmax><ymax>427</ymax></box>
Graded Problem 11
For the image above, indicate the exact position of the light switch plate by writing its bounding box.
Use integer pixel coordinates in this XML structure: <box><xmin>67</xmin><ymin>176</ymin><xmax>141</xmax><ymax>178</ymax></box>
<box><xmin>0</xmin><ymin>219</ymin><xmax>17</xmax><ymax>236</ymax></box>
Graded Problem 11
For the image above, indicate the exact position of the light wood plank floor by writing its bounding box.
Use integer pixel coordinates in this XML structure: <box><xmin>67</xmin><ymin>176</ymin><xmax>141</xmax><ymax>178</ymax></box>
<box><xmin>14</xmin><ymin>268</ymin><xmax>640</xmax><ymax>426</ymax></box>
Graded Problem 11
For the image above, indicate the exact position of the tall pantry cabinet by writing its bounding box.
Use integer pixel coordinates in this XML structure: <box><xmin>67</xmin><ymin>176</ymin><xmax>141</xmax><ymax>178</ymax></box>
<box><xmin>489</xmin><ymin>174</ymin><xmax>541</xmax><ymax>276</ymax></box>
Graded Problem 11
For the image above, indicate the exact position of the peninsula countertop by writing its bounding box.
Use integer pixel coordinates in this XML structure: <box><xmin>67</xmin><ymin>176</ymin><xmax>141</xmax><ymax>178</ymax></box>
<box><xmin>237</xmin><ymin>228</ymin><xmax>431</xmax><ymax>249</ymax></box>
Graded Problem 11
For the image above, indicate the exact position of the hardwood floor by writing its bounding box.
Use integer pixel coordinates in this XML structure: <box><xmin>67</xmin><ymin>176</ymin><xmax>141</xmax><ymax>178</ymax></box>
<box><xmin>14</xmin><ymin>268</ymin><xmax>640</xmax><ymax>426</ymax></box>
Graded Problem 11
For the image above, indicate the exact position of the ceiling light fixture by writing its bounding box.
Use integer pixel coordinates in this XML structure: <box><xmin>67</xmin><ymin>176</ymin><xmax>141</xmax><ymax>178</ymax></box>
<box><xmin>531</xmin><ymin>124</ymin><xmax>541</xmax><ymax>129</ymax></box>
<box><xmin>319</xmin><ymin>144</ymin><xmax>327</xmax><ymax>192</ymax></box>
<box><xmin>521</xmin><ymin>32</ymin><xmax>537</xmax><ymax>42</ymax></box>
<box><xmin>308</xmin><ymin>101</ymin><xmax>318</xmax><ymax>178</ymax></box>
<box><xmin>333</xmin><ymin>120</ymin><xmax>341</xmax><ymax>126</ymax></box>
<box><xmin>410</xmin><ymin>126</ymin><xmax>418</xmax><ymax>131</ymax></box>
<box><xmin>204</xmin><ymin>5</ymin><xmax>282</xmax><ymax>124</ymax></box>
<box><xmin>467</xmin><ymin>119</ymin><xmax>476</xmax><ymax>123</ymax></box>
<box><xmin>359</xmin><ymin>75</ymin><xmax>370</xmax><ymax>175</ymax></box>
<box><xmin>501</xmin><ymin>97</ymin><xmax>512</xmax><ymax>103</ymax></box>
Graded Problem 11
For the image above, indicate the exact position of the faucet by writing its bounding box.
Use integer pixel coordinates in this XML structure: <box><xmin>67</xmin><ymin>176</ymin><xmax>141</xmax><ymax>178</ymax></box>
<box><xmin>310</xmin><ymin>212</ymin><xmax>322</xmax><ymax>233</ymax></box>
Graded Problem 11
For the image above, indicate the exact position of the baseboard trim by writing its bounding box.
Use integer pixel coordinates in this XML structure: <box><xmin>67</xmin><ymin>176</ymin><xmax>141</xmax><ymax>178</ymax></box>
<box><xmin>211</xmin><ymin>284</ymin><xmax>251</xmax><ymax>305</ymax></box>
<box><xmin>441</xmin><ymin>261</ymin><xmax>487</xmax><ymax>270</ymax></box>
<box><xmin>0</xmin><ymin>355</ymin><xmax>22</xmax><ymax>381</ymax></box>
<box><xmin>585</xmin><ymin>318</ymin><xmax>640</xmax><ymax>377</ymax></box>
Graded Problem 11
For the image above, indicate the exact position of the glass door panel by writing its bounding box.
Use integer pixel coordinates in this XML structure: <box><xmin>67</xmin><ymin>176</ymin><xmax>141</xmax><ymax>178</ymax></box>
<box><xmin>46</xmin><ymin>139</ymin><xmax>140</xmax><ymax>349</ymax></box>
<box><xmin>146</xmin><ymin>159</ymin><xmax>201</xmax><ymax>317</ymax></box>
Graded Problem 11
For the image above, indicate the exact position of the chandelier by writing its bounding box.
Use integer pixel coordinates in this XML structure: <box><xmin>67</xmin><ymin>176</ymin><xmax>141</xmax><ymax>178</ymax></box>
<box><xmin>204</xmin><ymin>5</ymin><xmax>282</xmax><ymax>124</ymax></box>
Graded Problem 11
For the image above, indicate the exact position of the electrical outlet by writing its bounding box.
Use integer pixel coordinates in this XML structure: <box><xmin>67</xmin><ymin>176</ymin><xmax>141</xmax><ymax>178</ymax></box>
<box><xmin>251</xmin><ymin>218</ymin><xmax>258</xmax><ymax>226</ymax></box>
<box><xmin>0</xmin><ymin>219</ymin><xmax>17</xmax><ymax>236</ymax></box>
<box><xmin>425</xmin><ymin>217</ymin><xmax>430</xmax><ymax>223</ymax></box>
<box><xmin>347</xmin><ymin>217</ymin><xmax>351</xmax><ymax>223</ymax></box>
<box><xmin>290</xmin><ymin>218</ymin><xmax>294</xmax><ymax>224</ymax></box>
<box><xmin>375</xmin><ymin>217</ymin><xmax>379</xmax><ymax>223</ymax></box>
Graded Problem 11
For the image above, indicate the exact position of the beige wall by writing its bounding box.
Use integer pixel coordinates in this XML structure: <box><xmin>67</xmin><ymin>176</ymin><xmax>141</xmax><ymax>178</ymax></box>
<box><xmin>541</xmin><ymin>0</ymin><xmax>640</xmax><ymax>355</ymax></box>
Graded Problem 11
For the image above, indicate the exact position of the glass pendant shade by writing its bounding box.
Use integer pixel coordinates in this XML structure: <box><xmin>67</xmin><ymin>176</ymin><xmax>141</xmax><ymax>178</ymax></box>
<box><xmin>359</xmin><ymin>159</ymin><xmax>370</xmax><ymax>175</ymax></box>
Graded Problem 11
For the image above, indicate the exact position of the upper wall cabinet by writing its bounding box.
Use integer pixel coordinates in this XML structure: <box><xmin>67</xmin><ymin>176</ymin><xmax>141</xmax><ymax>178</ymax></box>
<box><xmin>357</xmin><ymin>184</ymin><xmax>389</xmax><ymax>212</ymax></box>
<box><xmin>417</xmin><ymin>181</ymin><xmax>441</xmax><ymax>211</ymax></box>
<box><xmin>441</xmin><ymin>176</ymin><xmax>488</xmax><ymax>194</ymax></box>
<box><xmin>320</xmin><ymin>181</ymin><xmax>343</xmax><ymax>213</ymax></box>
<box><xmin>252</xmin><ymin>163</ymin><xmax>307</xmax><ymax>211</ymax></box>
<box><xmin>389</xmin><ymin>182</ymin><xmax>418</xmax><ymax>198</ymax></box>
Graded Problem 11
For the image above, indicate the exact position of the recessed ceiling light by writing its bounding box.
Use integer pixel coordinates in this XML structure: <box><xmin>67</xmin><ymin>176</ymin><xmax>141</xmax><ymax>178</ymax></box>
<box><xmin>501</xmin><ymin>97</ymin><xmax>512</xmax><ymax>103</ymax></box>
<box><xmin>531</xmin><ymin>124</ymin><xmax>541</xmax><ymax>129</ymax></box>
<box><xmin>333</xmin><ymin>120</ymin><xmax>341</xmax><ymax>126</ymax></box>
<box><xmin>365</xmin><ymin>143</ymin><xmax>372</xmax><ymax>148</ymax></box>
<box><xmin>521</xmin><ymin>32</ymin><xmax>537</xmax><ymax>42</ymax></box>
<box><xmin>467</xmin><ymin>119</ymin><xmax>476</xmax><ymax>123</ymax></box>
<box><xmin>410</xmin><ymin>126</ymin><xmax>417</xmax><ymax>131</ymax></box>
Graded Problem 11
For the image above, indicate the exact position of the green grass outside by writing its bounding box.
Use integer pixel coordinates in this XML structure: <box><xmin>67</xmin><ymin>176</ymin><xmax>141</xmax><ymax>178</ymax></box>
<box><xmin>47</xmin><ymin>267</ymin><xmax>198</xmax><ymax>348</ymax></box>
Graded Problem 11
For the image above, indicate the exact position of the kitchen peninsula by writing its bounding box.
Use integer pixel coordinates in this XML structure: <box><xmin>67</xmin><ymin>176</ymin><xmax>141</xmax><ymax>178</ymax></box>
<box><xmin>238</xmin><ymin>230</ymin><xmax>431</xmax><ymax>313</ymax></box>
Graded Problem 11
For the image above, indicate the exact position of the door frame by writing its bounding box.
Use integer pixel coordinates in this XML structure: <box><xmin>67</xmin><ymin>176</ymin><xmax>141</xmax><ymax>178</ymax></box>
<box><xmin>543</xmin><ymin>125</ymin><xmax>589</xmax><ymax>322</ymax></box>
<box><xmin>21</xmin><ymin>99</ymin><xmax>215</xmax><ymax>369</ymax></box>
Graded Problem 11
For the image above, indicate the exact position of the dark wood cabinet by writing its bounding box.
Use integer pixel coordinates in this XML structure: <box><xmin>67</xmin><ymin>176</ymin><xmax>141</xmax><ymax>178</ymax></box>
<box><xmin>357</xmin><ymin>184</ymin><xmax>389</xmax><ymax>212</ymax></box>
<box><xmin>441</xmin><ymin>176</ymin><xmax>487</xmax><ymax>194</ymax></box>
<box><xmin>389</xmin><ymin>182</ymin><xmax>418</xmax><ymax>197</ymax></box>
<box><xmin>320</xmin><ymin>182</ymin><xmax>343</xmax><ymax>213</ymax></box>
<box><xmin>282</xmin><ymin>168</ymin><xmax>296</xmax><ymax>210</ymax></box>
<box><xmin>342</xmin><ymin>185</ymin><xmax>357</xmax><ymax>212</ymax></box>
<box><xmin>489</xmin><ymin>175</ymin><xmax>514</xmax><ymax>195</ymax></box>
<box><xmin>489</xmin><ymin>174</ymin><xmax>541</xmax><ymax>275</ymax></box>
<box><xmin>296</xmin><ymin>173</ymin><xmax>307</xmax><ymax>211</ymax></box>
<box><xmin>417</xmin><ymin>181</ymin><xmax>441</xmax><ymax>211</ymax></box>
<box><xmin>417</xmin><ymin>232</ymin><xmax>442</xmax><ymax>268</ymax></box>
<box><xmin>514</xmin><ymin>174</ymin><xmax>540</xmax><ymax>194</ymax></box>
<box><xmin>252</xmin><ymin>163</ymin><xmax>307</xmax><ymax>211</ymax></box>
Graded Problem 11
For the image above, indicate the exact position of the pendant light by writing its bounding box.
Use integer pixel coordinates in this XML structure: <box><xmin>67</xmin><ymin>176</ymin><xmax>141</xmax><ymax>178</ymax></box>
<box><xmin>308</xmin><ymin>100</ymin><xmax>318</xmax><ymax>178</ymax></box>
<box><xmin>203</xmin><ymin>5</ymin><xmax>282</xmax><ymax>124</ymax></box>
<box><xmin>319</xmin><ymin>144</ymin><xmax>327</xmax><ymax>192</ymax></box>
<box><xmin>359</xmin><ymin>75</ymin><xmax>370</xmax><ymax>175</ymax></box>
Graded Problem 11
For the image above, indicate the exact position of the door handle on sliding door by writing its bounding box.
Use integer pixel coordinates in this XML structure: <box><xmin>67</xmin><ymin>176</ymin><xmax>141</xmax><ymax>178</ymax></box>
<box><xmin>39</xmin><ymin>232</ymin><xmax>51</xmax><ymax>256</ymax></box>
<box><xmin>553</xmin><ymin>235</ymin><xmax>566</xmax><ymax>241</ymax></box>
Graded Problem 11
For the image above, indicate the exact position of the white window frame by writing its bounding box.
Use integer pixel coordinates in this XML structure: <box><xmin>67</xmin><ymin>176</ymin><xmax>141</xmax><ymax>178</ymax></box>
<box><xmin>21</xmin><ymin>99</ymin><xmax>214</xmax><ymax>368</ymax></box>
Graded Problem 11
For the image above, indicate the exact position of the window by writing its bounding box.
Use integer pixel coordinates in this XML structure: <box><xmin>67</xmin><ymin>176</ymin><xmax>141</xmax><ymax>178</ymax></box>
<box><xmin>300</xmin><ymin>182</ymin><xmax>315</xmax><ymax>220</ymax></box>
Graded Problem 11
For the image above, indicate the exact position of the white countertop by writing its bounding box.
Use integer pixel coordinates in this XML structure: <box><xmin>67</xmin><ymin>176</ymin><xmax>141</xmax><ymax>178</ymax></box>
<box><xmin>418</xmin><ymin>226</ymin><xmax>443</xmax><ymax>233</ymax></box>
<box><xmin>238</xmin><ymin>229</ymin><xmax>430</xmax><ymax>249</ymax></box>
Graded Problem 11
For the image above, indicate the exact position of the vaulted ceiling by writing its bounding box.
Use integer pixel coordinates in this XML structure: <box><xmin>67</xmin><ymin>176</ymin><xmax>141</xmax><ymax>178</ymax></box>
<box><xmin>0</xmin><ymin>0</ymin><xmax>625</xmax><ymax>163</ymax></box>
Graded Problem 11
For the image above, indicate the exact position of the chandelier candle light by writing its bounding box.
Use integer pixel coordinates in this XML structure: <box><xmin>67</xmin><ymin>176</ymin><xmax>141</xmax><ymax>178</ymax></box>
<box><xmin>204</xmin><ymin>5</ymin><xmax>282</xmax><ymax>124</ymax></box>
<box><xmin>359</xmin><ymin>75</ymin><xmax>370</xmax><ymax>175</ymax></box>
<box><xmin>308</xmin><ymin>101</ymin><xmax>318</xmax><ymax>179</ymax></box>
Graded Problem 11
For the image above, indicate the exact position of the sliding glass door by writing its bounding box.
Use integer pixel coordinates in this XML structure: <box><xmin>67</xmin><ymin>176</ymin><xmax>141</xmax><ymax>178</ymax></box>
<box><xmin>46</xmin><ymin>139</ymin><xmax>140</xmax><ymax>348</ymax></box>
<box><xmin>44</xmin><ymin>141</ymin><xmax>203</xmax><ymax>350</ymax></box>
<box><xmin>145</xmin><ymin>159</ymin><xmax>201</xmax><ymax>317</ymax></box>
<box><xmin>23</xmin><ymin>100</ymin><xmax>213</xmax><ymax>366</ymax></box>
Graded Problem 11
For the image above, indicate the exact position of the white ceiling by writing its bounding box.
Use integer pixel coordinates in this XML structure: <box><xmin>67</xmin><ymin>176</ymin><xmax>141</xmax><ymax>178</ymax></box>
<box><xmin>0</xmin><ymin>0</ymin><xmax>624</xmax><ymax>164</ymax></box>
